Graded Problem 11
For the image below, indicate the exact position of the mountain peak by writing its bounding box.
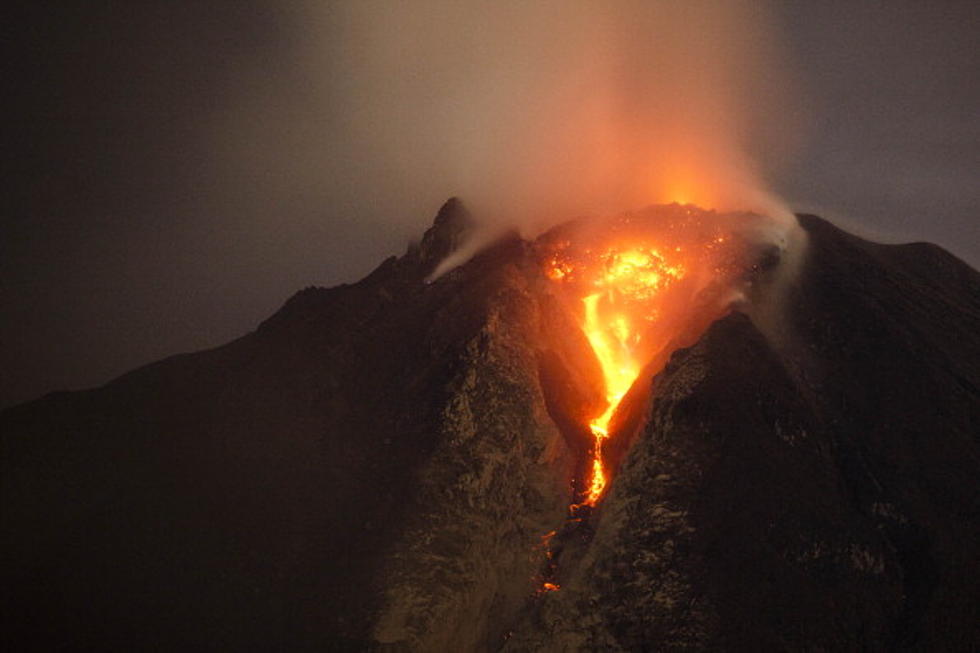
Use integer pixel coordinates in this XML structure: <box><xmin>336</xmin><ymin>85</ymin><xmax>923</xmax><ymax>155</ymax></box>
<box><xmin>2</xmin><ymin>203</ymin><xmax>978</xmax><ymax>651</ymax></box>
<box><xmin>417</xmin><ymin>197</ymin><xmax>472</xmax><ymax>273</ymax></box>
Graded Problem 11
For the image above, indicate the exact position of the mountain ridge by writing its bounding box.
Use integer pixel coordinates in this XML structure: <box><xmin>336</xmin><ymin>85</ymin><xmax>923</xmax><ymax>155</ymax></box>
<box><xmin>2</xmin><ymin>201</ymin><xmax>978</xmax><ymax>651</ymax></box>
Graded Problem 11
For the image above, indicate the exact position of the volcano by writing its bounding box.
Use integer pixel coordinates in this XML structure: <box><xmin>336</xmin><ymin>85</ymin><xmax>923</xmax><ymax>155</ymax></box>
<box><xmin>2</xmin><ymin>200</ymin><xmax>979</xmax><ymax>651</ymax></box>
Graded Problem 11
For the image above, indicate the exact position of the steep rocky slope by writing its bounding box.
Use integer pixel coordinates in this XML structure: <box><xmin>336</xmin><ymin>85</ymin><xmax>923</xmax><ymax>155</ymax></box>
<box><xmin>505</xmin><ymin>215</ymin><xmax>980</xmax><ymax>651</ymax></box>
<box><xmin>1</xmin><ymin>200</ymin><xmax>598</xmax><ymax>651</ymax></box>
<box><xmin>2</xmin><ymin>201</ymin><xmax>978</xmax><ymax>651</ymax></box>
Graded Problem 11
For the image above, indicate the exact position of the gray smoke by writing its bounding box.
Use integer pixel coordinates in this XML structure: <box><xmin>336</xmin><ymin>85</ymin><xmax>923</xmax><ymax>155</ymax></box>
<box><xmin>230</xmin><ymin>1</ymin><xmax>803</xmax><ymax>250</ymax></box>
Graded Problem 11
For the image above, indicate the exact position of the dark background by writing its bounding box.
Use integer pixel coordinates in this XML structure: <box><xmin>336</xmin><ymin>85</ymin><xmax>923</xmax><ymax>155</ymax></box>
<box><xmin>3</xmin><ymin>1</ymin><xmax>977</xmax><ymax>409</ymax></box>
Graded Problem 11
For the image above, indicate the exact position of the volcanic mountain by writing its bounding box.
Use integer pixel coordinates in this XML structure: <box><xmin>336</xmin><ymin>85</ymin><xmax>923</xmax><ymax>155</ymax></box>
<box><xmin>2</xmin><ymin>200</ymin><xmax>979</xmax><ymax>651</ymax></box>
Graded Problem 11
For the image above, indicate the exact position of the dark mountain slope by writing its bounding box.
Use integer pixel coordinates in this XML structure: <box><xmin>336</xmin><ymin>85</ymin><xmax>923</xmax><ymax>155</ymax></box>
<box><xmin>504</xmin><ymin>214</ymin><xmax>980</xmax><ymax>651</ymax></box>
<box><xmin>2</xmin><ymin>200</ymin><xmax>594</xmax><ymax>650</ymax></box>
<box><xmin>2</xmin><ymin>202</ymin><xmax>978</xmax><ymax>651</ymax></box>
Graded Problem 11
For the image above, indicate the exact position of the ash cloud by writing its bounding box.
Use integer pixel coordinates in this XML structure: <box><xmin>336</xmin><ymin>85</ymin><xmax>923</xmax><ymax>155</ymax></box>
<box><xmin>271</xmin><ymin>1</ymin><xmax>804</xmax><ymax>243</ymax></box>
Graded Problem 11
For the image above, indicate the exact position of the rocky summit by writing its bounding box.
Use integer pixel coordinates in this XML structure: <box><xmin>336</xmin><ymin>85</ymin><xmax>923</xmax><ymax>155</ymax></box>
<box><xmin>2</xmin><ymin>200</ymin><xmax>979</xmax><ymax>651</ymax></box>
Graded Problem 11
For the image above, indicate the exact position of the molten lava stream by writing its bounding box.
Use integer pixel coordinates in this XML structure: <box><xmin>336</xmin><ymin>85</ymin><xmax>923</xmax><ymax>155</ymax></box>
<box><xmin>577</xmin><ymin>292</ymin><xmax>642</xmax><ymax>507</ymax></box>
<box><xmin>558</xmin><ymin>244</ymin><xmax>686</xmax><ymax>508</ymax></box>
<box><xmin>536</xmin><ymin>208</ymin><xmax>735</xmax><ymax>596</ymax></box>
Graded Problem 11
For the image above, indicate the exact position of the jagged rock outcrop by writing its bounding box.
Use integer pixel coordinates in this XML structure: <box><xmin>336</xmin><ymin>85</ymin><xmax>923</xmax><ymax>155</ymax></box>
<box><xmin>2</xmin><ymin>201</ymin><xmax>978</xmax><ymax>651</ymax></box>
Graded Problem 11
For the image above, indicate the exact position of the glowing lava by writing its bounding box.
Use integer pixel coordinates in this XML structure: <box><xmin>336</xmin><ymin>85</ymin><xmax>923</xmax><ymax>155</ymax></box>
<box><xmin>541</xmin><ymin>207</ymin><xmax>735</xmax><ymax>506</ymax></box>
<box><xmin>532</xmin><ymin>206</ymin><xmax>784</xmax><ymax>602</ymax></box>
<box><xmin>576</xmin><ymin>248</ymin><xmax>685</xmax><ymax>505</ymax></box>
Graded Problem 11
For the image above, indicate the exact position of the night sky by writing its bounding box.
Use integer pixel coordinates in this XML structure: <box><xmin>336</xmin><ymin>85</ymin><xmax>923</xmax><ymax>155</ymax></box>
<box><xmin>3</xmin><ymin>1</ymin><xmax>977</xmax><ymax>409</ymax></box>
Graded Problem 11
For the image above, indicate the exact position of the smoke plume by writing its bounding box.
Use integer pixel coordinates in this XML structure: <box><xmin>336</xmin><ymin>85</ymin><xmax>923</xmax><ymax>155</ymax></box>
<box><xmin>213</xmin><ymin>1</ymin><xmax>804</xmax><ymax>280</ymax></box>
<box><xmin>297</xmin><ymin>1</ymin><xmax>801</xmax><ymax>234</ymax></box>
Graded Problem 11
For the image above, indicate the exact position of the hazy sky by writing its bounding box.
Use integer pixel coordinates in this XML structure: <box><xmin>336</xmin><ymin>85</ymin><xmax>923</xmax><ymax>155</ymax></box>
<box><xmin>3</xmin><ymin>1</ymin><xmax>978</xmax><ymax>408</ymax></box>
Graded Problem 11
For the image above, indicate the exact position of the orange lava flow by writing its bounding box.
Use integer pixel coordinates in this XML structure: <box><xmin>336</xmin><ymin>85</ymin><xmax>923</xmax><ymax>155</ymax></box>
<box><xmin>541</xmin><ymin>207</ymin><xmax>740</xmax><ymax>507</ymax></box>
<box><xmin>576</xmin><ymin>248</ymin><xmax>685</xmax><ymax>505</ymax></box>
<box><xmin>533</xmin><ymin>207</ymin><xmax>753</xmax><ymax>601</ymax></box>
